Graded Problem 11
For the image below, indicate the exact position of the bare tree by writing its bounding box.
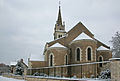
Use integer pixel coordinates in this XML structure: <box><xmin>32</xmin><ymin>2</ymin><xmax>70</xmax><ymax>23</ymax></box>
<box><xmin>110</xmin><ymin>31</ymin><xmax>120</xmax><ymax>57</ymax></box>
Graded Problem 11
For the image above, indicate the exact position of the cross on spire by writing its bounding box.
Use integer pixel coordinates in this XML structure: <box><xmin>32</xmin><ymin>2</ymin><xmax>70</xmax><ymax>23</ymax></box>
<box><xmin>59</xmin><ymin>1</ymin><xmax>61</xmax><ymax>7</ymax></box>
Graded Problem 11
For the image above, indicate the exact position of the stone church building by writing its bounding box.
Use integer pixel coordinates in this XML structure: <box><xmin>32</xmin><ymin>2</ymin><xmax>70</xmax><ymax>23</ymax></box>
<box><xmin>28</xmin><ymin>5</ymin><xmax>112</xmax><ymax>78</ymax></box>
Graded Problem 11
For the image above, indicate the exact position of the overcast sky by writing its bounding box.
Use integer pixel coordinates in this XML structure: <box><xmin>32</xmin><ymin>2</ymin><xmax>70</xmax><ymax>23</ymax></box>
<box><xmin>0</xmin><ymin>0</ymin><xmax>120</xmax><ymax>65</ymax></box>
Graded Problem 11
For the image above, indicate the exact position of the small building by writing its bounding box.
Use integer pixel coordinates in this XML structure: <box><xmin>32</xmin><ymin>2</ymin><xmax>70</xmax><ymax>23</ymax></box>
<box><xmin>10</xmin><ymin>59</ymin><xmax>28</xmax><ymax>75</ymax></box>
<box><xmin>19</xmin><ymin>59</ymin><xmax>28</xmax><ymax>75</ymax></box>
<box><xmin>0</xmin><ymin>63</ymin><xmax>10</xmax><ymax>75</ymax></box>
<box><xmin>10</xmin><ymin>62</ymin><xmax>17</xmax><ymax>74</ymax></box>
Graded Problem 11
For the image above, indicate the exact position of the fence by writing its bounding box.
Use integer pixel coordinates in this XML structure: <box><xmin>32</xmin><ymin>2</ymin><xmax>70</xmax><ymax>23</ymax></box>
<box><xmin>27</xmin><ymin>61</ymin><xmax>111</xmax><ymax>79</ymax></box>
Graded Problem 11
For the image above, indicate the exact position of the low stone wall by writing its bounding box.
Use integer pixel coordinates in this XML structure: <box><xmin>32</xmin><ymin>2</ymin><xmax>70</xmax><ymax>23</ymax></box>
<box><xmin>3</xmin><ymin>74</ymin><xmax>67</xmax><ymax>81</ymax></box>
<box><xmin>3</xmin><ymin>58</ymin><xmax>120</xmax><ymax>81</ymax></box>
<box><xmin>2</xmin><ymin>74</ymin><xmax>111</xmax><ymax>81</ymax></box>
<box><xmin>2</xmin><ymin>73</ymin><xmax>24</xmax><ymax>80</ymax></box>
<box><xmin>25</xmin><ymin>76</ymin><xmax>111</xmax><ymax>81</ymax></box>
<box><xmin>110</xmin><ymin>58</ymin><xmax>120</xmax><ymax>81</ymax></box>
<box><xmin>26</xmin><ymin>77</ymin><xmax>66</xmax><ymax>81</ymax></box>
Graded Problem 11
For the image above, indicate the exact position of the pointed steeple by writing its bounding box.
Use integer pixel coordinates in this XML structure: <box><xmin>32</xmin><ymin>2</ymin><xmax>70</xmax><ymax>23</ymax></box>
<box><xmin>54</xmin><ymin>1</ymin><xmax>66</xmax><ymax>40</ymax></box>
<box><xmin>57</xmin><ymin>2</ymin><xmax>62</xmax><ymax>26</ymax></box>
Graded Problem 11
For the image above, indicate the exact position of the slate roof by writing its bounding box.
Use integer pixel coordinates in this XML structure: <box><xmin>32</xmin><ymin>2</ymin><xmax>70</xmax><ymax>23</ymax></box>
<box><xmin>44</xmin><ymin>22</ymin><xmax>110</xmax><ymax>54</ymax></box>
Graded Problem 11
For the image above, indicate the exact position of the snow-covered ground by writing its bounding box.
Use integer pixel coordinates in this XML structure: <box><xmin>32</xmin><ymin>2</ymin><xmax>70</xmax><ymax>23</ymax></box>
<box><xmin>0</xmin><ymin>75</ymin><xmax>110</xmax><ymax>81</ymax></box>
<box><xmin>27</xmin><ymin>76</ymin><xmax>110</xmax><ymax>81</ymax></box>
<box><xmin>0</xmin><ymin>76</ymin><xmax>25</xmax><ymax>81</ymax></box>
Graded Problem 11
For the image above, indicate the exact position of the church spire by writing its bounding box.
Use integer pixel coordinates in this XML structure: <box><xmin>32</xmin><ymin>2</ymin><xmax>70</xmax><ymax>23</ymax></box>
<box><xmin>57</xmin><ymin>1</ymin><xmax>62</xmax><ymax>26</ymax></box>
<box><xmin>54</xmin><ymin>1</ymin><xmax>66</xmax><ymax>40</ymax></box>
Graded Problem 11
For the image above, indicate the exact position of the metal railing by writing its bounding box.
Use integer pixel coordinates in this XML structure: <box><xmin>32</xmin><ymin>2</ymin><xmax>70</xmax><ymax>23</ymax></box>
<box><xmin>27</xmin><ymin>61</ymin><xmax>111</xmax><ymax>79</ymax></box>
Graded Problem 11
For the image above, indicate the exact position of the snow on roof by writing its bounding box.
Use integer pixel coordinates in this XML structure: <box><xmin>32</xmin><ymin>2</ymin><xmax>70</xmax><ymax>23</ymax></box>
<box><xmin>97</xmin><ymin>46</ymin><xmax>109</xmax><ymax>51</ymax></box>
<box><xmin>30</xmin><ymin>58</ymin><xmax>44</xmax><ymax>61</ymax></box>
<box><xmin>51</xmin><ymin>43</ymin><xmax>65</xmax><ymax>48</ymax></box>
<box><xmin>10</xmin><ymin>62</ymin><xmax>17</xmax><ymax>66</ymax></box>
<box><xmin>74</xmin><ymin>32</ymin><xmax>93</xmax><ymax>41</ymax></box>
<box><xmin>30</xmin><ymin>54</ymin><xmax>44</xmax><ymax>61</ymax></box>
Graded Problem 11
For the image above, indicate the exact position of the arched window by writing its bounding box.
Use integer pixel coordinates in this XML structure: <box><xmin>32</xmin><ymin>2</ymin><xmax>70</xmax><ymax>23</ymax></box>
<box><xmin>58</xmin><ymin>35</ymin><xmax>61</xmax><ymax>38</ymax></box>
<box><xmin>76</xmin><ymin>48</ymin><xmax>81</xmax><ymax>61</ymax></box>
<box><xmin>49</xmin><ymin>54</ymin><xmax>54</xmax><ymax>66</ymax></box>
<box><xmin>65</xmin><ymin>55</ymin><xmax>68</xmax><ymax>65</ymax></box>
<box><xmin>87</xmin><ymin>48</ymin><xmax>91</xmax><ymax>61</ymax></box>
<box><xmin>58</xmin><ymin>35</ymin><xmax>62</xmax><ymax>38</ymax></box>
<box><xmin>99</xmin><ymin>56</ymin><xmax>103</xmax><ymax>67</ymax></box>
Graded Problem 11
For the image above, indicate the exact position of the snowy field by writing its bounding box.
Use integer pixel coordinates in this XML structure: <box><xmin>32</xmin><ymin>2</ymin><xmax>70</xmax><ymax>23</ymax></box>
<box><xmin>0</xmin><ymin>76</ymin><xmax>25</xmax><ymax>81</ymax></box>
<box><xmin>0</xmin><ymin>76</ymin><xmax>110</xmax><ymax>81</ymax></box>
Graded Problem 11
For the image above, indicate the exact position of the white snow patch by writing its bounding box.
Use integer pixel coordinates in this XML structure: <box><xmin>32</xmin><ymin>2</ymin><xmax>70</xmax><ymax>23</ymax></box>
<box><xmin>51</xmin><ymin>43</ymin><xmax>65</xmax><ymax>48</ymax></box>
<box><xmin>27</xmin><ymin>76</ymin><xmax>110</xmax><ymax>81</ymax></box>
<box><xmin>10</xmin><ymin>62</ymin><xmax>17</xmax><ymax>66</ymax></box>
<box><xmin>109</xmin><ymin>58</ymin><xmax>120</xmax><ymax>61</ymax></box>
<box><xmin>74</xmin><ymin>32</ymin><xmax>93</xmax><ymax>41</ymax></box>
<box><xmin>97</xmin><ymin>46</ymin><xmax>109</xmax><ymax>51</ymax></box>
<box><xmin>0</xmin><ymin>76</ymin><xmax>25</xmax><ymax>81</ymax></box>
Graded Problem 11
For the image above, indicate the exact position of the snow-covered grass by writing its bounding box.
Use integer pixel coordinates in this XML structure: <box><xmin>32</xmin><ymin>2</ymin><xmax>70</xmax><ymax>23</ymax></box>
<box><xmin>27</xmin><ymin>75</ymin><xmax>111</xmax><ymax>81</ymax></box>
<box><xmin>0</xmin><ymin>76</ymin><xmax>25</xmax><ymax>81</ymax></box>
<box><xmin>0</xmin><ymin>75</ymin><xmax>110</xmax><ymax>81</ymax></box>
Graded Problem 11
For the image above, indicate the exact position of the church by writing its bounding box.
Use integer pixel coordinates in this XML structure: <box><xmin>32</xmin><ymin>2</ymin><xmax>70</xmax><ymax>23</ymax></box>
<box><xmin>28</xmin><ymin>5</ymin><xmax>112</xmax><ymax>78</ymax></box>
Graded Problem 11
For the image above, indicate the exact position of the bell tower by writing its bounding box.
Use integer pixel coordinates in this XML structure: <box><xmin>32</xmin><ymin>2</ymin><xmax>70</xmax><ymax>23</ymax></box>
<box><xmin>54</xmin><ymin>3</ymin><xmax>66</xmax><ymax>40</ymax></box>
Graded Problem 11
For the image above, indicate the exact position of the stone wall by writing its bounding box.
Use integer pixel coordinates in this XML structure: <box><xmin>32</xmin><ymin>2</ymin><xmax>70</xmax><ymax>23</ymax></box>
<box><xmin>3</xmin><ymin>74</ymin><xmax>68</xmax><ymax>81</ymax></box>
<box><xmin>46</xmin><ymin>47</ymin><xmax>68</xmax><ymax>66</ymax></box>
<box><xmin>2</xmin><ymin>74</ymin><xmax>24</xmax><ymax>80</ymax></box>
<box><xmin>26</xmin><ymin>77</ymin><xmax>67</xmax><ymax>81</ymax></box>
<box><xmin>96</xmin><ymin>50</ymin><xmax>112</xmax><ymax>61</ymax></box>
<box><xmin>110</xmin><ymin>58</ymin><xmax>120</xmax><ymax>81</ymax></box>
<box><xmin>69</xmin><ymin>39</ymin><xmax>97</xmax><ymax>63</ymax></box>
<box><xmin>3</xmin><ymin>58</ymin><xmax>120</xmax><ymax>81</ymax></box>
<box><xmin>28</xmin><ymin>61</ymin><xmax>47</xmax><ymax>68</ymax></box>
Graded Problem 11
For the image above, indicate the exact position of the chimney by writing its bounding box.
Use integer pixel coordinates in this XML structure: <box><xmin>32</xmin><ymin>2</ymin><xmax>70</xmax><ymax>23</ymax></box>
<box><xmin>20</xmin><ymin>59</ymin><xmax>23</xmax><ymax>62</ymax></box>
